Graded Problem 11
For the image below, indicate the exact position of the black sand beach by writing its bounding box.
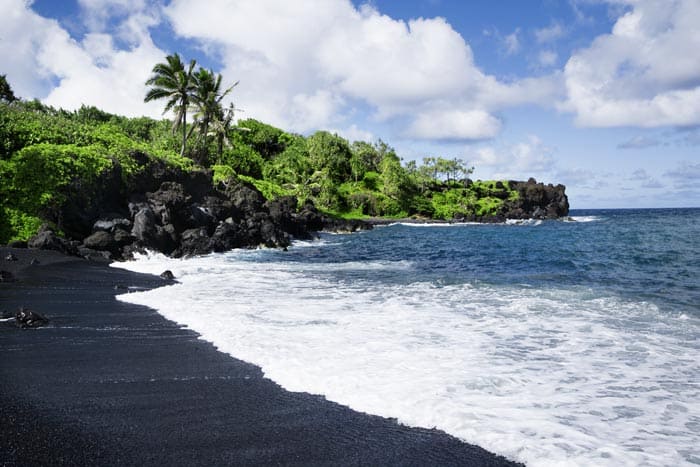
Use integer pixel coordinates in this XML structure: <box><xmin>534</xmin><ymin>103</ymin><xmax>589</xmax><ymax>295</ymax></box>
<box><xmin>1</xmin><ymin>247</ymin><xmax>520</xmax><ymax>466</ymax></box>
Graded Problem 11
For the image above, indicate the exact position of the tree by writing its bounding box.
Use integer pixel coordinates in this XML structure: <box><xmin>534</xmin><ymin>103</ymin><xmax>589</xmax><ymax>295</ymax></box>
<box><xmin>306</xmin><ymin>131</ymin><xmax>352</xmax><ymax>184</ymax></box>
<box><xmin>144</xmin><ymin>53</ymin><xmax>197</xmax><ymax>158</ymax></box>
<box><xmin>190</xmin><ymin>68</ymin><xmax>238</xmax><ymax>157</ymax></box>
<box><xmin>0</xmin><ymin>75</ymin><xmax>17</xmax><ymax>102</ymax></box>
<box><xmin>210</xmin><ymin>102</ymin><xmax>240</xmax><ymax>163</ymax></box>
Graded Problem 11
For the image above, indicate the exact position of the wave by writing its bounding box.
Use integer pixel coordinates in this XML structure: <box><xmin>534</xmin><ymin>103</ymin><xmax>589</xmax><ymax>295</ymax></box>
<box><xmin>114</xmin><ymin>251</ymin><xmax>699</xmax><ymax>466</ymax></box>
<box><xmin>566</xmin><ymin>216</ymin><xmax>602</xmax><ymax>223</ymax></box>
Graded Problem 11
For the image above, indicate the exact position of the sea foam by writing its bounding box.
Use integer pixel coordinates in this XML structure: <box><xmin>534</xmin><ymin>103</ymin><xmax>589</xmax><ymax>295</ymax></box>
<box><xmin>114</xmin><ymin>248</ymin><xmax>699</xmax><ymax>466</ymax></box>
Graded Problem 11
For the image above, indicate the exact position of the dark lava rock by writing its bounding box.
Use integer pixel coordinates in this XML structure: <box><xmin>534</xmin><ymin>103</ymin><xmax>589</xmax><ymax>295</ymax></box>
<box><xmin>503</xmin><ymin>178</ymin><xmax>569</xmax><ymax>220</ymax></box>
<box><xmin>82</xmin><ymin>231</ymin><xmax>119</xmax><ymax>254</ymax></box>
<box><xmin>15</xmin><ymin>307</ymin><xmax>49</xmax><ymax>328</ymax></box>
<box><xmin>30</xmin><ymin>258</ymin><xmax>40</xmax><ymax>265</ymax></box>
<box><xmin>175</xmin><ymin>228</ymin><xmax>211</xmax><ymax>257</ymax></box>
<box><xmin>78</xmin><ymin>247</ymin><xmax>112</xmax><ymax>262</ymax></box>
<box><xmin>147</xmin><ymin>182</ymin><xmax>190</xmax><ymax>228</ymax></box>
<box><xmin>225</xmin><ymin>181</ymin><xmax>265</xmax><ymax>215</ymax></box>
<box><xmin>5</xmin><ymin>253</ymin><xmax>18</xmax><ymax>261</ymax></box>
<box><xmin>0</xmin><ymin>270</ymin><xmax>17</xmax><ymax>282</ymax></box>
<box><xmin>93</xmin><ymin>216</ymin><xmax>132</xmax><ymax>233</ymax></box>
<box><xmin>160</xmin><ymin>270</ymin><xmax>175</xmax><ymax>280</ymax></box>
<box><xmin>209</xmin><ymin>222</ymin><xmax>248</xmax><ymax>252</ymax></box>
<box><xmin>28</xmin><ymin>230</ymin><xmax>78</xmax><ymax>256</ymax></box>
<box><xmin>130</xmin><ymin>208</ymin><xmax>176</xmax><ymax>253</ymax></box>
<box><xmin>7</xmin><ymin>240</ymin><xmax>27</xmax><ymax>248</ymax></box>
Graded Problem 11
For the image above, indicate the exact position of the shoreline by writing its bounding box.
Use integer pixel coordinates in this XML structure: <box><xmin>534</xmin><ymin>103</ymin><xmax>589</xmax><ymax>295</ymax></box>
<box><xmin>1</xmin><ymin>246</ymin><xmax>520</xmax><ymax>466</ymax></box>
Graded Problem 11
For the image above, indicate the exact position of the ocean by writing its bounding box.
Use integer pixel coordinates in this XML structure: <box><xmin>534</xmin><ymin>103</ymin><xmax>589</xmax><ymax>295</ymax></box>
<box><xmin>114</xmin><ymin>208</ymin><xmax>700</xmax><ymax>466</ymax></box>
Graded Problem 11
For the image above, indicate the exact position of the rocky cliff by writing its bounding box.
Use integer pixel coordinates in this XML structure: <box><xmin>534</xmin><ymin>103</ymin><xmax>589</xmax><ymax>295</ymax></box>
<box><xmin>9</xmin><ymin>160</ymin><xmax>569</xmax><ymax>260</ymax></box>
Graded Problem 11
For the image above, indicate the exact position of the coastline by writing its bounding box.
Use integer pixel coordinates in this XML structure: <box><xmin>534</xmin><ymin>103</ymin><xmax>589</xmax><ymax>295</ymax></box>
<box><xmin>1</xmin><ymin>247</ymin><xmax>520</xmax><ymax>466</ymax></box>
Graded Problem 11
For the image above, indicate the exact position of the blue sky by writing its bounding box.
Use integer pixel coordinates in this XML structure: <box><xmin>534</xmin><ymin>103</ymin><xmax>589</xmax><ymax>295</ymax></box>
<box><xmin>2</xmin><ymin>0</ymin><xmax>699</xmax><ymax>208</ymax></box>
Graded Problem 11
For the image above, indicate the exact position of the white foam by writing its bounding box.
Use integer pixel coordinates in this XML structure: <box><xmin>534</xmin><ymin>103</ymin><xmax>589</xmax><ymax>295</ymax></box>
<box><xmin>114</xmin><ymin>252</ymin><xmax>700</xmax><ymax>467</ymax></box>
<box><xmin>567</xmin><ymin>216</ymin><xmax>602</xmax><ymax>223</ymax></box>
<box><xmin>506</xmin><ymin>219</ymin><xmax>543</xmax><ymax>226</ymax></box>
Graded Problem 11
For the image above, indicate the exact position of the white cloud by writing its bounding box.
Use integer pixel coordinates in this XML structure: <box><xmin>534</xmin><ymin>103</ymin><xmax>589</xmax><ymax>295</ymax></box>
<box><xmin>535</xmin><ymin>23</ymin><xmax>565</xmax><ymax>43</ymax></box>
<box><xmin>0</xmin><ymin>0</ymin><xmax>165</xmax><ymax>117</ymax></box>
<box><xmin>164</xmin><ymin>0</ymin><xmax>560</xmax><ymax>139</ymax></box>
<box><xmin>328</xmin><ymin>124</ymin><xmax>375</xmax><ymax>143</ymax></box>
<box><xmin>617</xmin><ymin>135</ymin><xmax>660</xmax><ymax>149</ymax></box>
<box><xmin>562</xmin><ymin>0</ymin><xmax>700</xmax><ymax>128</ymax></box>
<box><xmin>471</xmin><ymin>135</ymin><xmax>557</xmax><ymax>180</ymax></box>
<box><xmin>664</xmin><ymin>161</ymin><xmax>700</xmax><ymax>187</ymax></box>
<box><xmin>538</xmin><ymin>50</ymin><xmax>558</xmax><ymax>67</ymax></box>
<box><xmin>408</xmin><ymin>110</ymin><xmax>502</xmax><ymax>141</ymax></box>
<box><xmin>504</xmin><ymin>28</ymin><xmax>521</xmax><ymax>55</ymax></box>
<box><xmin>629</xmin><ymin>168</ymin><xmax>663</xmax><ymax>188</ymax></box>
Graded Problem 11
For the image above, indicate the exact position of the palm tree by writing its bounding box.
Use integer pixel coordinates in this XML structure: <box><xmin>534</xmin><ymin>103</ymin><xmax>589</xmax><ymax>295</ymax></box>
<box><xmin>209</xmin><ymin>102</ymin><xmax>248</xmax><ymax>163</ymax></box>
<box><xmin>144</xmin><ymin>54</ymin><xmax>197</xmax><ymax>157</ymax></box>
<box><xmin>191</xmin><ymin>68</ymin><xmax>238</xmax><ymax>150</ymax></box>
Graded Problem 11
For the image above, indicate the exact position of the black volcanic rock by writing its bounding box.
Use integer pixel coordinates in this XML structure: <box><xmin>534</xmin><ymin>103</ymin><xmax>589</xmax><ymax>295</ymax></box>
<box><xmin>15</xmin><ymin>307</ymin><xmax>49</xmax><ymax>328</ymax></box>
<box><xmin>82</xmin><ymin>231</ymin><xmax>119</xmax><ymax>254</ymax></box>
<box><xmin>504</xmin><ymin>179</ymin><xmax>569</xmax><ymax>219</ymax></box>
<box><xmin>225</xmin><ymin>181</ymin><xmax>265</xmax><ymax>215</ymax></box>
<box><xmin>28</xmin><ymin>230</ymin><xmax>78</xmax><ymax>256</ymax></box>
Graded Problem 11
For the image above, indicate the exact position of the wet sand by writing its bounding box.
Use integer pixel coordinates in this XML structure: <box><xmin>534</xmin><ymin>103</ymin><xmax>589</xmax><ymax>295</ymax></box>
<box><xmin>1</xmin><ymin>247</ymin><xmax>520</xmax><ymax>466</ymax></box>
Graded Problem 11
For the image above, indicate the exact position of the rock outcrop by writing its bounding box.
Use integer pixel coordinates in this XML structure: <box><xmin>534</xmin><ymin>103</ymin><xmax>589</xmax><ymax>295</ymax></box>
<box><xmin>503</xmin><ymin>178</ymin><xmax>569</xmax><ymax>220</ymax></box>
<box><xmin>26</xmin><ymin>169</ymin><xmax>370</xmax><ymax>260</ymax></box>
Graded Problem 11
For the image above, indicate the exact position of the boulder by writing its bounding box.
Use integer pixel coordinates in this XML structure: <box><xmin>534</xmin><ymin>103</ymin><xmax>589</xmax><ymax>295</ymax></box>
<box><xmin>82</xmin><ymin>231</ymin><xmax>119</xmax><ymax>254</ymax></box>
<box><xmin>147</xmin><ymin>182</ymin><xmax>190</xmax><ymax>228</ymax></box>
<box><xmin>160</xmin><ymin>270</ymin><xmax>175</xmax><ymax>280</ymax></box>
<box><xmin>93</xmin><ymin>216</ymin><xmax>131</xmax><ymax>233</ymax></box>
<box><xmin>15</xmin><ymin>307</ymin><xmax>49</xmax><ymax>328</ymax></box>
<box><xmin>175</xmin><ymin>227</ymin><xmax>211</xmax><ymax>257</ymax></box>
<box><xmin>209</xmin><ymin>222</ymin><xmax>248</xmax><ymax>252</ymax></box>
<box><xmin>28</xmin><ymin>230</ymin><xmax>78</xmax><ymax>255</ymax></box>
<box><xmin>131</xmin><ymin>208</ymin><xmax>177</xmax><ymax>254</ymax></box>
<box><xmin>225</xmin><ymin>182</ymin><xmax>265</xmax><ymax>215</ymax></box>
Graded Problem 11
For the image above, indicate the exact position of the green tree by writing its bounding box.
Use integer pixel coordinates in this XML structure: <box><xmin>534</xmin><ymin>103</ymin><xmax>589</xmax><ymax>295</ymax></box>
<box><xmin>210</xmin><ymin>102</ymin><xmax>242</xmax><ymax>163</ymax></box>
<box><xmin>0</xmin><ymin>75</ymin><xmax>17</xmax><ymax>102</ymax></box>
<box><xmin>190</xmin><ymin>68</ymin><xmax>237</xmax><ymax>160</ymax></box>
<box><xmin>144</xmin><ymin>53</ymin><xmax>197</xmax><ymax>158</ymax></box>
<box><xmin>306</xmin><ymin>131</ymin><xmax>352</xmax><ymax>183</ymax></box>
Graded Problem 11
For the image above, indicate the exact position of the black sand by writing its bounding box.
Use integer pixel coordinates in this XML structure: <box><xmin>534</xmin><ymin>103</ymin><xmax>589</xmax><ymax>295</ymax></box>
<box><xmin>1</xmin><ymin>247</ymin><xmax>521</xmax><ymax>466</ymax></box>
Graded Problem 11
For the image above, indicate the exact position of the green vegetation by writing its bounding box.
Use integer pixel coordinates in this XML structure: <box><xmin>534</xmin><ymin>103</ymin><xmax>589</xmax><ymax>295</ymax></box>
<box><xmin>0</xmin><ymin>67</ymin><xmax>520</xmax><ymax>244</ymax></box>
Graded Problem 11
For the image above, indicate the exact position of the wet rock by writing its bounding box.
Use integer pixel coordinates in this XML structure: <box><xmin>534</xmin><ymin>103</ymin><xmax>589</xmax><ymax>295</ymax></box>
<box><xmin>296</xmin><ymin>202</ymin><xmax>325</xmax><ymax>233</ymax></box>
<box><xmin>209</xmin><ymin>222</ymin><xmax>247</xmax><ymax>252</ymax></box>
<box><xmin>30</xmin><ymin>258</ymin><xmax>40</xmax><ymax>265</ymax></box>
<box><xmin>175</xmin><ymin>228</ymin><xmax>211</xmax><ymax>257</ymax></box>
<box><xmin>15</xmin><ymin>307</ymin><xmax>49</xmax><ymax>328</ymax></box>
<box><xmin>160</xmin><ymin>270</ymin><xmax>175</xmax><ymax>280</ymax></box>
<box><xmin>503</xmin><ymin>179</ymin><xmax>569</xmax><ymax>220</ymax></box>
<box><xmin>7</xmin><ymin>240</ymin><xmax>27</xmax><ymax>248</ymax></box>
<box><xmin>5</xmin><ymin>253</ymin><xmax>18</xmax><ymax>261</ymax></box>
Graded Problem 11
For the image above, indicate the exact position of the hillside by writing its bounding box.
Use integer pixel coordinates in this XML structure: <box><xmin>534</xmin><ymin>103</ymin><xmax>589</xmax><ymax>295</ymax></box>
<box><xmin>0</xmin><ymin>98</ymin><xmax>568</xmax><ymax>258</ymax></box>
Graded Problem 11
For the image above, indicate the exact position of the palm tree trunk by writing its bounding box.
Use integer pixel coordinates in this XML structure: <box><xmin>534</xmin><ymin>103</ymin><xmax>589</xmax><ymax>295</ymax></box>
<box><xmin>181</xmin><ymin>111</ymin><xmax>187</xmax><ymax>157</ymax></box>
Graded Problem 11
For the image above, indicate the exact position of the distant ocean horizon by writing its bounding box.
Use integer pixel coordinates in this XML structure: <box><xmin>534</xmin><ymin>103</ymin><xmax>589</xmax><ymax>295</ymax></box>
<box><xmin>116</xmin><ymin>208</ymin><xmax>700</xmax><ymax>466</ymax></box>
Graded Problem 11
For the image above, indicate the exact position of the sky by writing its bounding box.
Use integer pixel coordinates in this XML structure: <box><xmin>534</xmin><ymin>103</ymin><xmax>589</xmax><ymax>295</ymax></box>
<box><xmin>1</xmin><ymin>0</ymin><xmax>699</xmax><ymax>209</ymax></box>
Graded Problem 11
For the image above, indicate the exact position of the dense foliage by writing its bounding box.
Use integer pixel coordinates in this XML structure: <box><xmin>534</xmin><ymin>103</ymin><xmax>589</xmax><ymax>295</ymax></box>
<box><xmin>0</xmin><ymin>73</ymin><xmax>519</xmax><ymax>243</ymax></box>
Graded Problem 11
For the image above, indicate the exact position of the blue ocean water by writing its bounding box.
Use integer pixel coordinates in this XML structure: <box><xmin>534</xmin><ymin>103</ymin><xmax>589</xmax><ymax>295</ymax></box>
<box><xmin>280</xmin><ymin>209</ymin><xmax>699</xmax><ymax>314</ymax></box>
<box><xmin>117</xmin><ymin>209</ymin><xmax>700</xmax><ymax>466</ymax></box>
